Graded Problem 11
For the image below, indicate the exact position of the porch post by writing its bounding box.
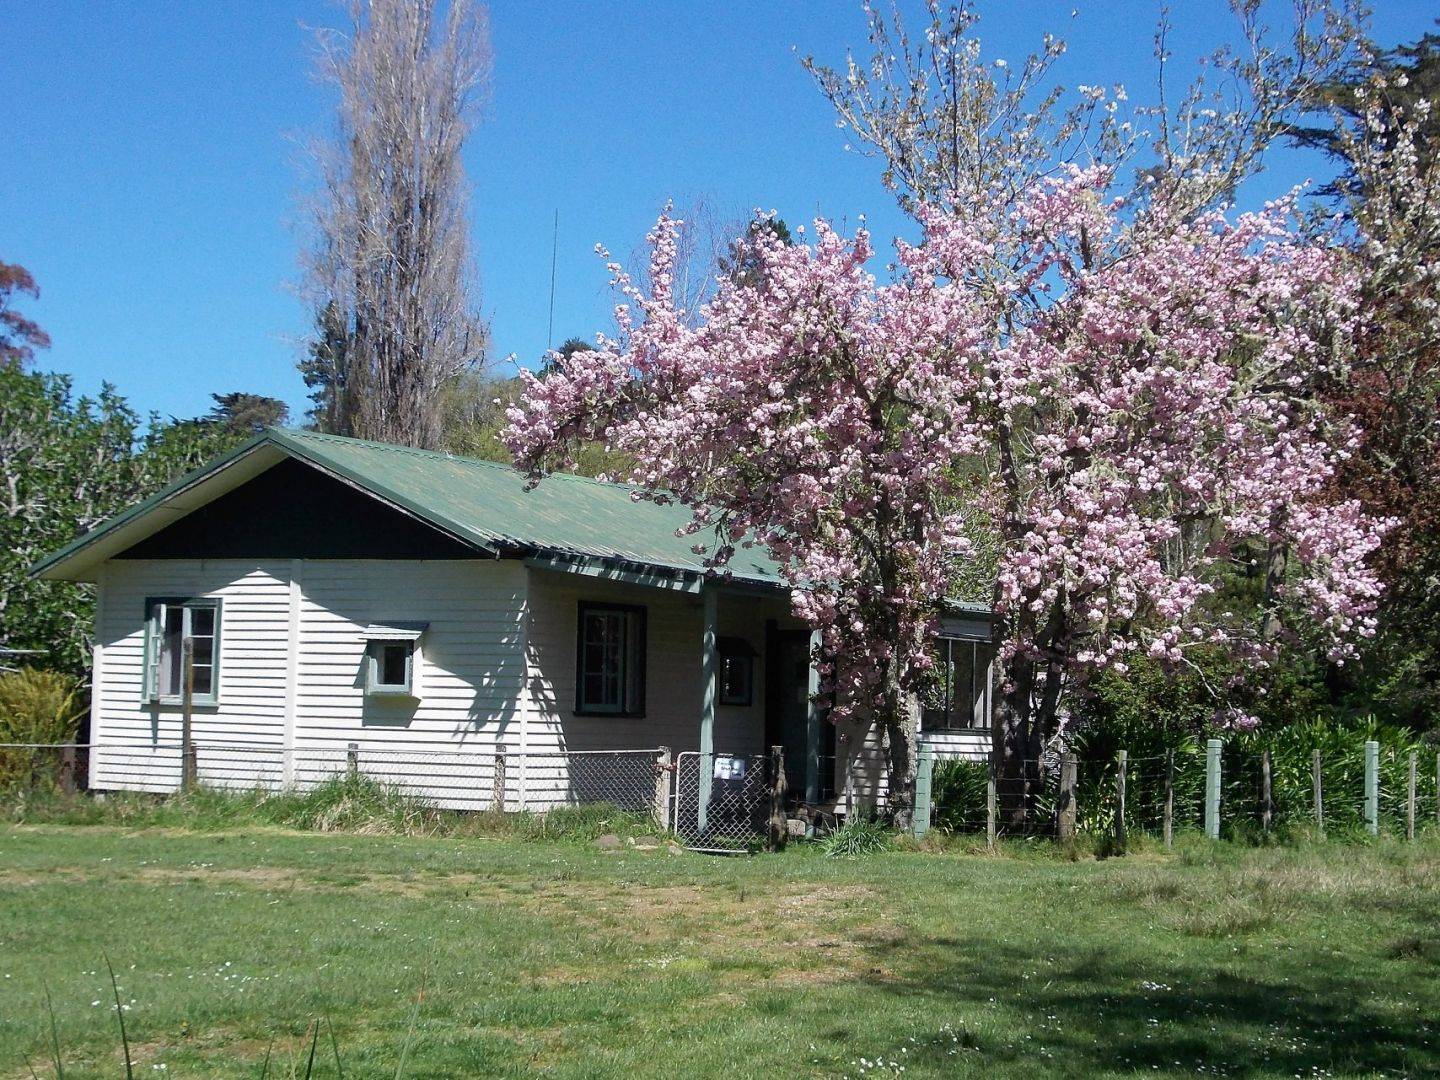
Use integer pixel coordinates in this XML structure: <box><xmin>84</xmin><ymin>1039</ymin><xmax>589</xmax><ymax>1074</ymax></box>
<box><xmin>805</xmin><ymin>628</ymin><xmax>822</xmax><ymax>806</ymax></box>
<box><xmin>698</xmin><ymin>585</ymin><xmax>718</xmax><ymax>834</ymax></box>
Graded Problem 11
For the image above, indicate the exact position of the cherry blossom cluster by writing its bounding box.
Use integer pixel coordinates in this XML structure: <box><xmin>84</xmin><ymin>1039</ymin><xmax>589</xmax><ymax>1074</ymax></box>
<box><xmin>505</xmin><ymin>168</ymin><xmax>1387</xmax><ymax>727</ymax></box>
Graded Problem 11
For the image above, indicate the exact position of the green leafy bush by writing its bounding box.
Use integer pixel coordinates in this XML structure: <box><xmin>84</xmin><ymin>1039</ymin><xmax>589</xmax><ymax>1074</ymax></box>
<box><xmin>931</xmin><ymin>759</ymin><xmax>989</xmax><ymax>833</ymax></box>
<box><xmin>0</xmin><ymin>667</ymin><xmax>86</xmax><ymax>791</ymax></box>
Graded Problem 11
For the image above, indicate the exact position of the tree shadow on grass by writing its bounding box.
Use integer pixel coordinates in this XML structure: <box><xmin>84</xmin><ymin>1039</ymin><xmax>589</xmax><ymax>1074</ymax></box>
<box><xmin>850</xmin><ymin>931</ymin><xmax>1440</xmax><ymax>1077</ymax></box>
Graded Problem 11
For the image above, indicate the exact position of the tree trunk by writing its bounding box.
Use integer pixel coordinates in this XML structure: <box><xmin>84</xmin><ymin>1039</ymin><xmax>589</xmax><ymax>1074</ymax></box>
<box><xmin>993</xmin><ymin>653</ymin><xmax>1034</xmax><ymax>831</ymax></box>
<box><xmin>1259</xmin><ymin>539</ymin><xmax>1289</xmax><ymax>642</ymax></box>
<box><xmin>884</xmin><ymin>689</ymin><xmax>921</xmax><ymax>830</ymax></box>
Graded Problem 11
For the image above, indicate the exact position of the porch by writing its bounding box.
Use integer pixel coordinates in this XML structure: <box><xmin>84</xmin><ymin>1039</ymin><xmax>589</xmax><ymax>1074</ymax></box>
<box><xmin>524</xmin><ymin>561</ymin><xmax>996</xmax><ymax>846</ymax></box>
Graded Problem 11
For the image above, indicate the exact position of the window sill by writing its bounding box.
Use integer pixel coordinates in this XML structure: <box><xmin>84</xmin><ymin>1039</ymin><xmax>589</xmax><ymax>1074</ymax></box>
<box><xmin>573</xmin><ymin>709</ymin><xmax>647</xmax><ymax>719</ymax></box>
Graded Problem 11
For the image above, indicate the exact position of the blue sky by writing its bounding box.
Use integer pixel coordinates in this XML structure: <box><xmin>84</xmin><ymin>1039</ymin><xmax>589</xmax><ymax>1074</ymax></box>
<box><xmin>3</xmin><ymin>1</ymin><xmax>1435</xmax><ymax>423</ymax></box>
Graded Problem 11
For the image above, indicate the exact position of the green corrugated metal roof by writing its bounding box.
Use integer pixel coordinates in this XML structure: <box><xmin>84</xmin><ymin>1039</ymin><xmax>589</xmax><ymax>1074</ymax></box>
<box><xmin>32</xmin><ymin>428</ymin><xmax>787</xmax><ymax>586</ymax></box>
<box><xmin>273</xmin><ymin>429</ymin><xmax>785</xmax><ymax>583</ymax></box>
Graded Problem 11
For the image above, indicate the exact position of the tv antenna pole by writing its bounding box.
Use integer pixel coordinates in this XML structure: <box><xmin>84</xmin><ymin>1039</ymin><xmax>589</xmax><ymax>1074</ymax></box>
<box><xmin>546</xmin><ymin>209</ymin><xmax>559</xmax><ymax>352</ymax></box>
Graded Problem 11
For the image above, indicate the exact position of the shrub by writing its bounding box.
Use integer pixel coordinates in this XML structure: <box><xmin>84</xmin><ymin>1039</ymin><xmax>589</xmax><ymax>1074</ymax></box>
<box><xmin>931</xmin><ymin>759</ymin><xmax>989</xmax><ymax>833</ymax></box>
<box><xmin>0</xmin><ymin>668</ymin><xmax>86</xmax><ymax>791</ymax></box>
<box><xmin>0</xmin><ymin>667</ymin><xmax>85</xmax><ymax>743</ymax></box>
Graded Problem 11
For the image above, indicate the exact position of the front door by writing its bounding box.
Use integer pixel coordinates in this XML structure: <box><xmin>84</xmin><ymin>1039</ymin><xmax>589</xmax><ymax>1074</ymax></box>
<box><xmin>765</xmin><ymin>626</ymin><xmax>833</xmax><ymax>799</ymax></box>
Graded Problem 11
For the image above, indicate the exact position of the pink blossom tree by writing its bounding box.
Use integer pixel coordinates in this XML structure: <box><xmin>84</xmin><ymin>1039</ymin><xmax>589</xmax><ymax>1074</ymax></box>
<box><xmin>504</xmin><ymin>169</ymin><xmax>1385</xmax><ymax>826</ymax></box>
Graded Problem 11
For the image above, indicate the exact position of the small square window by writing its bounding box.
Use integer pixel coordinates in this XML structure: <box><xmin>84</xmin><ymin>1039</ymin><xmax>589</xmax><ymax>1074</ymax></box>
<box><xmin>360</xmin><ymin>622</ymin><xmax>427</xmax><ymax>698</ymax></box>
<box><xmin>368</xmin><ymin>641</ymin><xmax>413</xmax><ymax>695</ymax></box>
<box><xmin>719</xmin><ymin>654</ymin><xmax>753</xmax><ymax>706</ymax></box>
<box><xmin>920</xmin><ymin>637</ymin><xmax>994</xmax><ymax>730</ymax></box>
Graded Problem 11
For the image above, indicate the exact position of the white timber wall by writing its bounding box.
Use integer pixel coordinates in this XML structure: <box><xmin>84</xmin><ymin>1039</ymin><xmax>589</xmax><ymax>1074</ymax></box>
<box><xmin>920</xmin><ymin>730</ymin><xmax>991</xmax><ymax>760</ymax></box>
<box><xmin>91</xmin><ymin>559</ymin><xmax>293</xmax><ymax>793</ymax></box>
<box><xmin>290</xmin><ymin>559</ymin><xmax>526</xmax><ymax>808</ymax></box>
<box><xmin>89</xmin><ymin>558</ymin><xmax>527</xmax><ymax>808</ymax></box>
<box><xmin>523</xmin><ymin>570</ymin><xmax>782</xmax><ymax>744</ymax></box>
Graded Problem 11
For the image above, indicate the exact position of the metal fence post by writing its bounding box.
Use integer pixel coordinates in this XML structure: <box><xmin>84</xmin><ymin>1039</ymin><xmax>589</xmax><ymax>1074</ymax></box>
<box><xmin>1364</xmin><ymin>739</ymin><xmax>1379</xmax><ymax>836</ymax></box>
<box><xmin>1204</xmin><ymin>738</ymin><xmax>1222</xmax><ymax>840</ymax></box>
<box><xmin>1114</xmin><ymin>749</ymin><xmax>1128</xmax><ymax>852</ymax></box>
<box><xmin>1313</xmin><ymin>748</ymin><xmax>1325</xmax><ymax>836</ymax></box>
<box><xmin>912</xmin><ymin>744</ymin><xmax>934</xmax><ymax>839</ymax></box>
<box><xmin>1057</xmin><ymin>752</ymin><xmax>1078</xmax><ymax>844</ymax></box>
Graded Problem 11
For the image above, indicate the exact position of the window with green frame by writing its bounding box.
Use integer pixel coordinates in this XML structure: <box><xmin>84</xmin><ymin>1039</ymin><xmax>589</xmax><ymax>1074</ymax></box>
<box><xmin>920</xmin><ymin>636</ymin><xmax>993</xmax><ymax>730</ymax></box>
<box><xmin>143</xmin><ymin>597</ymin><xmax>222</xmax><ymax>706</ymax></box>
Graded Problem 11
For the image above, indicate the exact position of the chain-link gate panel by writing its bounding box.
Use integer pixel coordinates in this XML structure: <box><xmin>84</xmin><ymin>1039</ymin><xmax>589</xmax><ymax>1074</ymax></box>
<box><xmin>672</xmin><ymin>752</ymin><xmax>770</xmax><ymax>851</ymax></box>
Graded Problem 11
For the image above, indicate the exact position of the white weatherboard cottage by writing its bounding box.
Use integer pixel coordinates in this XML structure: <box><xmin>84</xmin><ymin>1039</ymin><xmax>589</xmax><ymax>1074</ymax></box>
<box><xmin>33</xmin><ymin>429</ymin><xmax>994</xmax><ymax>821</ymax></box>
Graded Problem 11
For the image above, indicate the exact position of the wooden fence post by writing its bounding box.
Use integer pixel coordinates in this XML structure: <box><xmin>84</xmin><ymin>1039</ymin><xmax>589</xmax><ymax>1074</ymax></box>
<box><xmin>654</xmin><ymin>747</ymin><xmax>672</xmax><ymax>830</ymax></box>
<box><xmin>1260</xmin><ymin>749</ymin><xmax>1273</xmax><ymax>835</ymax></box>
<box><xmin>346</xmin><ymin>742</ymin><xmax>359</xmax><ymax>777</ymax></box>
<box><xmin>491</xmin><ymin>747</ymin><xmax>507</xmax><ymax>813</ymax></box>
<box><xmin>1364</xmin><ymin>739</ymin><xmax>1379</xmax><ymax>836</ymax></box>
<box><xmin>180</xmin><ymin>636</ymin><xmax>197</xmax><ymax>794</ymax></box>
<box><xmin>1057</xmin><ymin>752</ymin><xmax>1078</xmax><ymax>844</ymax></box>
<box><xmin>768</xmin><ymin>745</ymin><xmax>789</xmax><ymax>851</ymax></box>
<box><xmin>1313</xmin><ymin>749</ymin><xmax>1324</xmax><ymax>837</ymax></box>
<box><xmin>1114</xmin><ymin>750</ymin><xmax>1128</xmax><ymax>853</ymax></box>
<box><xmin>985</xmin><ymin>752</ymin><xmax>997</xmax><ymax>850</ymax></box>
<box><xmin>1406</xmin><ymin>751</ymin><xmax>1417</xmax><ymax>842</ymax></box>
<box><xmin>1163</xmin><ymin>751</ymin><xmax>1175</xmax><ymax>850</ymax></box>
<box><xmin>1204</xmin><ymin>738</ymin><xmax>1222</xmax><ymax>840</ymax></box>
<box><xmin>59</xmin><ymin>745</ymin><xmax>77</xmax><ymax>795</ymax></box>
<box><xmin>912</xmin><ymin>744</ymin><xmax>934</xmax><ymax>840</ymax></box>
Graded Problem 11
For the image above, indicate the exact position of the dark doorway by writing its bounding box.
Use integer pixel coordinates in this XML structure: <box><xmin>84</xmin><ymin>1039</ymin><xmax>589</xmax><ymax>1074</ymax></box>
<box><xmin>764</xmin><ymin>624</ymin><xmax>834</xmax><ymax>799</ymax></box>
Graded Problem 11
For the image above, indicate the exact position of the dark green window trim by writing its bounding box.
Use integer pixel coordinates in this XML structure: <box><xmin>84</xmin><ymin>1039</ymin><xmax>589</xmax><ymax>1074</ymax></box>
<box><xmin>574</xmin><ymin>601</ymin><xmax>647</xmax><ymax>717</ymax></box>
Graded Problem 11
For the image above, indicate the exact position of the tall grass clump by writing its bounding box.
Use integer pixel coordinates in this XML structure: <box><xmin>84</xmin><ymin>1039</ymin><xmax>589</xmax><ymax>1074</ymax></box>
<box><xmin>0</xmin><ymin>668</ymin><xmax>86</xmax><ymax>791</ymax></box>
<box><xmin>260</xmin><ymin>773</ymin><xmax>444</xmax><ymax>835</ymax></box>
<box><xmin>931</xmin><ymin>759</ymin><xmax>989</xmax><ymax>833</ymax></box>
<box><xmin>515</xmin><ymin>801</ymin><xmax>663</xmax><ymax>842</ymax></box>
<box><xmin>819</xmin><ymin>816</ymin><xmax>894</xmax><ymax>857</ymax></box>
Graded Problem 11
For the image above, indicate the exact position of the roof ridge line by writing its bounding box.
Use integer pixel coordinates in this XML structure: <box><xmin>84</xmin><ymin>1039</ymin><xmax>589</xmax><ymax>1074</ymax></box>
<box><xmin>272</xmin><ymin>427</ymin><xmax>648</xmax><ymax>494</ymax></box>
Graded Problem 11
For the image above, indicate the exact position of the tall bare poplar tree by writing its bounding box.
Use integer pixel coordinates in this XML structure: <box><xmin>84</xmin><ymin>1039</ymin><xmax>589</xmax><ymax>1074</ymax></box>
<box><xmin>303</xmin><ymin>0</ymin><xmax>491</xmax><ymax>448</ymax></box>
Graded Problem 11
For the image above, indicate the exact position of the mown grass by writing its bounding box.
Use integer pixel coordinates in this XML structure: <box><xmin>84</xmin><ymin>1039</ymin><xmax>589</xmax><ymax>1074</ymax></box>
<box><xmin>1</xmin><ymin>817</ymin><xmax>1437</xmax><ymax>1078</ymax></box>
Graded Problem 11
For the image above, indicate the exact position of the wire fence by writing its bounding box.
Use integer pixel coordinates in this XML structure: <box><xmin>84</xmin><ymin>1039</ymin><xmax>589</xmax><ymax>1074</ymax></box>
<box><xmin>924</xmin><ymin>740</ymin><xmax>1440</xmax><ymax>843</ymax></box>
<box><xmin>7</xmin><ymin>737</ymin><xmax>1437</xmax><ymax>849</ymax></box>
<box><xmin>0</xmin><ymin>741</ymin><xmax>669</xmax><ymax>821</ymax></box>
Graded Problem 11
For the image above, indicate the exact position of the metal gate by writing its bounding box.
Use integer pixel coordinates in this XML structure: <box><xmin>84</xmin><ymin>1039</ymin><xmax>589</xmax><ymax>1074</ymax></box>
<box><xmin>672</xmin><ymin>752</ymin><xmax>769</xmax><ymax>851</ymax></box>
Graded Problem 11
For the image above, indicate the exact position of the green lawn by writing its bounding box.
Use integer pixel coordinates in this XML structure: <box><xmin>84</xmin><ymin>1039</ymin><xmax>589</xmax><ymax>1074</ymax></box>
<box><xmin>1</xmin><ymin>825</ymin><xmax>1437</xmax><ymax>1078</ymax></box>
